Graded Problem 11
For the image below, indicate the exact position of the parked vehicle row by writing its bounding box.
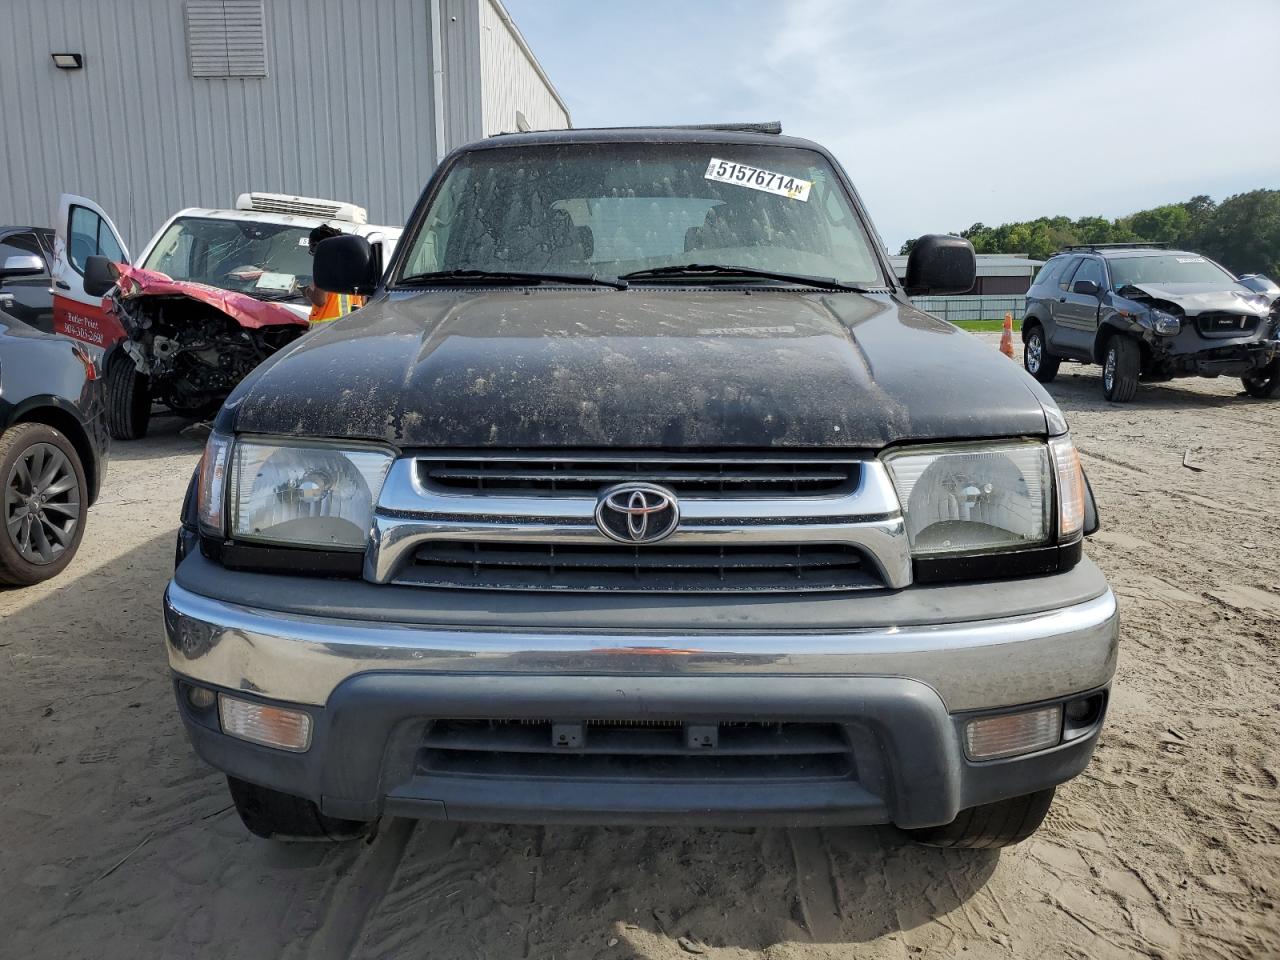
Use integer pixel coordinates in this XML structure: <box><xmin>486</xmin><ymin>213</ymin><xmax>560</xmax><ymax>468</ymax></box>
<box><xmin>1022</xmin><ymin>243</ymin><xmax>1280</xmax><ymax>401</ymax></box>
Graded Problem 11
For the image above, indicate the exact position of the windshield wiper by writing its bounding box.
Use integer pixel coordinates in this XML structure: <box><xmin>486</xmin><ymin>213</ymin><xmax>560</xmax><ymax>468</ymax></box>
<box><xmin>619</xmin><ymin>263</ymin><xmax>870</xmax><ymax>292</ymax></box>
<box><xmin>253</xmin><ymin>291</ymin><xmax>306</xmax><ymax>303</ymax></box>
<box><xmin>397</xmin><ymin>269</ymin><xmax>627</xmax><ymax>290</ymax></box>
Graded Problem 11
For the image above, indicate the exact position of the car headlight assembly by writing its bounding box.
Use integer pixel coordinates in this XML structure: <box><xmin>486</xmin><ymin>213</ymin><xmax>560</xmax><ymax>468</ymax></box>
<box><xmin>883</xmin><ymin>437</ymin><xmax>1085</xmax><ymax>564</ymax></box>
<box><xmin>198</xmin><ymin>433</ymin><xmax>393</xmax><ymax>551</ymax></box>
<box><xmin>1148</xmin><ymin>309</ymin><xmax>1181</xmax><ymax>335</ymax></box>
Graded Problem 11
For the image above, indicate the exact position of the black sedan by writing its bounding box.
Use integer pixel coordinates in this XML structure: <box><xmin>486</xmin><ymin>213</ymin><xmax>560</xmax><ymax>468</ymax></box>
<box><xmin>0</xmin><ymin>312</ymin><xmax>108</xmax><ymax>585</ymax></box>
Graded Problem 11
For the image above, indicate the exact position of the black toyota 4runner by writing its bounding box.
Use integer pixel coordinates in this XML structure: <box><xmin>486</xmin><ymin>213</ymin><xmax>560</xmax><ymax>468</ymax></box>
<box><xmin>168</xmin><ymin>125</ymin><xmax>1118</xmax><ymax>849</ymax></box>
<box><xmin>1022</xmin><ymin>243</ymin><xmax>1280</xmax><ymax>402</ymax></box>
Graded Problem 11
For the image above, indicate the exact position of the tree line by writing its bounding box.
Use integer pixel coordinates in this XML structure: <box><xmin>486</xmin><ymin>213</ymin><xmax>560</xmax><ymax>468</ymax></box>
<box><xmin>900</xmin><ymin>189</ymin><xmax>1280</xmax><ymax>277</ymax></box>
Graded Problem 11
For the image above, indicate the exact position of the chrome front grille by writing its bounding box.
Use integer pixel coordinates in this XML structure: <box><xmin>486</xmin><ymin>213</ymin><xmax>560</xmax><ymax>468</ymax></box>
<box><xmin>417</xmin><ymin>454</ymin><xmax>858</xmax><ymax>496</ymax></box>
<box><xmin>400</xmin><ymin>541</ymin><xmax>879</xmax><ymax>593</ymax></box>
<box><xmin>368</xmin><ymin>451</ymin><xmax>911</xmax><ymax>591</ymax></box>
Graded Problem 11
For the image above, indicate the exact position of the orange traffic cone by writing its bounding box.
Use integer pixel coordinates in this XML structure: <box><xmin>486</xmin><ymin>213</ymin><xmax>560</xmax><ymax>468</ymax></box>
<box><xmin>999</xmin><ymin>313</ymin><xmax>1015</xmax><ymax>359</ymax></box>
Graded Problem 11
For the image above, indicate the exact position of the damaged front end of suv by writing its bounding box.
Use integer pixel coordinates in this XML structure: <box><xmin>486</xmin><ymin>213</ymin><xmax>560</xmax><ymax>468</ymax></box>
<box><xmin>1102</xmin><ymin>279</ymin><xmax>1279</xmax><ymax>391</ymax></box>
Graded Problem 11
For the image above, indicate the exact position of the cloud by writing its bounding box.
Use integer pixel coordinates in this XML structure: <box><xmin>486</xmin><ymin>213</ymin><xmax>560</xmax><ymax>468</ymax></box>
<box><xmin>506</xmin><ymin>0</ymin><xmax>1280</xmax><ymax>247</ymax></box>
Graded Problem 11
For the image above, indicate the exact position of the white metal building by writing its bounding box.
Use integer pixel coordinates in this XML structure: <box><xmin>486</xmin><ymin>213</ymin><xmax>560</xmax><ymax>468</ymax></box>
<box><xmin>0</xmin><ymin>0</ymin><xmax>570</xmax><ymax>251</ymax></box>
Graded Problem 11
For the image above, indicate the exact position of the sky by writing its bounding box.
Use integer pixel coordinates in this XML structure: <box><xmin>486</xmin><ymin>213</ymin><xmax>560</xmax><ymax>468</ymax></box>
<box><xmin>503</xmin><ymin>0</ymin><xmax>1280</xmax><ymax>251</ymax></box>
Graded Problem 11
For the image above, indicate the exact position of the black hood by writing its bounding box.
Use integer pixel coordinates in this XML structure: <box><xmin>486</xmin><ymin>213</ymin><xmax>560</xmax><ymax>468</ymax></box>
<box><xmin>220</xmin><ymin>288</ymin><xmax>1049</xmax><ymax>449</ymax></box>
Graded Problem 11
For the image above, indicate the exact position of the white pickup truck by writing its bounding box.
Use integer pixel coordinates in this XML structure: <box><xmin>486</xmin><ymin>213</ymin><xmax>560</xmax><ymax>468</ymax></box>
<box><xmin>51</xmin><ymin>192</ymin><xmax>402</xmax><ymax>439</ymax></box>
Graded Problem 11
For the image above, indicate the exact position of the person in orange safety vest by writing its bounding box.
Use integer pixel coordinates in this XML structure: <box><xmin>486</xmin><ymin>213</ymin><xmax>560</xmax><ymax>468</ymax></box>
<box><xmin>305</xmin><ymin>224</ymin><xmax>365</xmax><ymax>324</ymax></box>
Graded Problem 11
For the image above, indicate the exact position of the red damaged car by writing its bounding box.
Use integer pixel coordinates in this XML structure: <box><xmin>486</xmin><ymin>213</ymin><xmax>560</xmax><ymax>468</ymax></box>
<box><xmin>50</xmin><ymin>193</ymin><xmax>402</xmax><ymax>439</ymax></box>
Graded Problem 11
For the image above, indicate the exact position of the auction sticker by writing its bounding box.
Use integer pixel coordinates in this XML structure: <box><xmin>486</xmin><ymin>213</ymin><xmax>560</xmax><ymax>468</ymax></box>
<box><xmin>705</xmin><ymin>158</ymin><xmax>812</xmax><ymax>201</ymax></box>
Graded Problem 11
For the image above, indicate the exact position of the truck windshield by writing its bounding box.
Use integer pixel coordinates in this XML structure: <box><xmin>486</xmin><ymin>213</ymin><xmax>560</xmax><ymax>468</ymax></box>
<box><xmin>1109</xmin><ymin>254</ymin><xmax>1235</xmax><ymax>289</ymax></box>
<box><xmin>140</xmin><ymin>217</ymin><xmax>317</xmax><ymax>301</ymax></box>
<box><xmin>398</xmin><ymin>142</ymin><xmax>885</xmax><ymax>287</ymax></box>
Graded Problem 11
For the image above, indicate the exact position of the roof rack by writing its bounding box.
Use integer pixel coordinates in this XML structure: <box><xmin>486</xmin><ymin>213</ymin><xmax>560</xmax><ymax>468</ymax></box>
<box><xmin>1059</xmin><ymin>242</ymin><xmax>1168</xmax><ymax>252</ymax></box>
<box><xmin>496</xmin><ymin>121</ymin><xmax>783</xmax><ymax>136</ymax></box>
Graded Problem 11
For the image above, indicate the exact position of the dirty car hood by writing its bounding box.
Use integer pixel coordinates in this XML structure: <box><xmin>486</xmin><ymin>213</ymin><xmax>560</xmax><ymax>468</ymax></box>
<box><xmin>111</xmin><ymin>265</ymin><xmax>310</xmax><ymax>328</ymax></box>
<box><xmin>222</xmin><ymin>289</ymin><xmax>1049</xmax><ymax>449</ymax></box>
<box><xmin>1125</xmin><ymin>282</ymin><xmax>1270</xmax><ymax>316</ymax></box>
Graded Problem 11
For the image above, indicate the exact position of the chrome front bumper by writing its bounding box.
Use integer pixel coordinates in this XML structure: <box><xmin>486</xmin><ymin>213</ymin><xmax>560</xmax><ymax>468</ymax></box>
<box><xmin>164</xmin><ymin>580</ymin><xmax>1118</xmax><ymax>712</ymax></box>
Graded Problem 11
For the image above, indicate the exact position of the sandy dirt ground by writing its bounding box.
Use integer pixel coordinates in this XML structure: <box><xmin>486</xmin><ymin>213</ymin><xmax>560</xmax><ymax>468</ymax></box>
<box><xmin>2</xmin><ymin>344</ymin><xmax>1279</xmax><ymax>960</ymax></box>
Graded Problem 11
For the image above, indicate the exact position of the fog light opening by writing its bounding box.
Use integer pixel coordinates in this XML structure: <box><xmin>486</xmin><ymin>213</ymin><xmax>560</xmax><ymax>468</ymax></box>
<box><xmin>964</xmin><ymin>705</ymin><xmax>1062</xmax><ymax>761</ymax></box>
<box><xmin>218</xmin><ymin>694</ymin><xmax>312</xmax><ymax>752</ymax></box>
<box><xmin>186</xmin><ymin>684</ymin><xmax>217</xmax><ymax>710</ymax></box>
<box><xmin>1063</xmin><ymin>692</ymin><xmax>1106</xmax><ymax>742</ymax></box>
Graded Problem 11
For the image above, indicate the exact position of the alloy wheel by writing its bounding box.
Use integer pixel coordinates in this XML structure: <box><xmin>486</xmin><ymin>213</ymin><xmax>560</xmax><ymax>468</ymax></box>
<box><xmin>1104</xmin><ymin>349</ymin><xmax>1116</xmax><ymax>392</ymax></box>
<box><xmin>1027</xmin><ymin>333</ymin><xmax>1043</xmax><ymax>373</ymax></box>
<box><xmin>4</xmin><ymin>442</ymin><xmax>81</xmax><ymax>565</ymax></box>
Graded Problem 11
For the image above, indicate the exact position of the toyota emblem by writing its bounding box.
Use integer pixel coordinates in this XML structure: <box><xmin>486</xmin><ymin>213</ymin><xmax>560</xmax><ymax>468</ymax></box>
<box><xmin>594</xmin><ymin>483</ymin><xmax>680</xmax><ymax>544</ymax></box>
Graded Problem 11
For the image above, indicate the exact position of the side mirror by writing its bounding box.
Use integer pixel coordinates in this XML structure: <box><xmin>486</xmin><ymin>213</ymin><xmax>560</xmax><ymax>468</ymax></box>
<box><xmin>1072</xmin><ymin>279</ymin><xmax>1101</xmax><ymax>297</ymax></box>
<box><xmin>83</xmin><ymin>255</ymin><xmax>121</xmax><ymax>297</ymax></box>
<box><xmin>904</xmin><ymin>234</ymin><xmax>976</xmax><ymax>295</ymax></box>
<box><xmin>0</xmin><ymin>254</ymin><xmax>44</xmax><ymax>279</ymax></box>
<box><xmin>314</xmin><ymin>234</ymin><xmax>379</xmax><ymax>296</ymax></box>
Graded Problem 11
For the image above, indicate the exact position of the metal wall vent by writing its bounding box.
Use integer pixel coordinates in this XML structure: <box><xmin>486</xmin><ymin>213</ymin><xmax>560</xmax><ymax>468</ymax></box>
<box><xmin>186</xmin><ymin>0</ymin><xmax>268</xmax><ymax>78</ymax></box>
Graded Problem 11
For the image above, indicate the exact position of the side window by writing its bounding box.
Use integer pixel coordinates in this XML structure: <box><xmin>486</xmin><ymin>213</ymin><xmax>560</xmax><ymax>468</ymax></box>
<box><xmin>1032</xmin><ymin>257</ymin><xmax>1062</xmax><ymax>290</ymax></box>
<box><xmin>0</xmin><ymin>233</ymin><xmax>50</xmax><ymax>278</ymax></box>
<box><xmin>1072</xmin><ymin>258</ymin><xmax>1103</xmax><ymax>290</ymax></box>
<box><xmin>1058</xmin><ymin>256</ymin><xmax>1082</xmax><ymax>292</ymax></box>
<box><xmin>68</xmin><ymin>205</ymin><xmax>123</xmax><ymax>273</ymax></box>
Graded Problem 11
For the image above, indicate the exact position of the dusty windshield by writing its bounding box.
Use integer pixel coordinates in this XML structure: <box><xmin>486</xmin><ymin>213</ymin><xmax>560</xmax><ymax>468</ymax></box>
<box><xmin>1109</xmin><ymin>254</ymin><xmax>1235</xmax><ymax>289</ymax></box>
<box><xmin>141</xmin><ymin>217</ymin><xmax>316</xmax><ymax>301</ymax></box>
<box><xmin>398</xmin><ymin>142</ymin><xmax>885</xmax><ymax>286</ymax></box>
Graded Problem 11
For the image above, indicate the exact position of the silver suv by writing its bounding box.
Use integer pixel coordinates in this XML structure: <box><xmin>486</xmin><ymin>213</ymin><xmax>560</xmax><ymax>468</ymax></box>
<box><xmin>1022</xmin><ymin>243</ymin><xmax>1280</xmax><ymax>402</ymax></box>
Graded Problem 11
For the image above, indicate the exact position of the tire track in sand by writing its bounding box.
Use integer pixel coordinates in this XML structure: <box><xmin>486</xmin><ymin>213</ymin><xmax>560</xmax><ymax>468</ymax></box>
<box><xmin>304</xmin><ymin>818</ymin><xmax>417</xmax><ymax>960</ymax></box>
<box><xmin>787</xmin><ymin>828</ymin><xmax>842</xmax><ymax>942</ymax></box>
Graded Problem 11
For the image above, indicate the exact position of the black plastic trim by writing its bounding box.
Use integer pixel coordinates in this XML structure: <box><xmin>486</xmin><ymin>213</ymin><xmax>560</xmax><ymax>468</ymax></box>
<box><xmin>914</xmin><ymin>540</ymin><xmax>1082</xmax><ymax>585</ymax></box>
<box><xmin>202</xmin><ymin>537</ymin><xmax>364</xmax><ymax>578</ymax></box>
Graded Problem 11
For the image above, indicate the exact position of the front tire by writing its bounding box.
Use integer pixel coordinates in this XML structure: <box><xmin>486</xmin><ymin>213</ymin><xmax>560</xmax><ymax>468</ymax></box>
<box><xmin>1242</xmin><ymin>358</ymin><xmax>1280</xmax><ymax>398</ymax></box>
<box><xmin>227</xmin><ymin>777</ymin><xmax>372</xmax><ymax>841</ymax></box>
<box><xmin>0</xmin><ymin>422</ymin><xmax>88</xmax><ymax>586</ymax></box>
<box><xmin>1102</xmin><ymin>336</ymin><xmax>1140</xmax><ymax>402</ymax></box>
<box><xmin>105</xmin><ymin>351</ymin><xmax>151</xmax><ymax>440</ymax></box>
<box><xmin>1023</xmin><ymin>324</ymin><xmax>1061</xmax><ymax>383</ymax></box>
<box><xmin>905</xmin><ymin>787</ymin><xmax>1055</xmax><ymax>849</ymax></box>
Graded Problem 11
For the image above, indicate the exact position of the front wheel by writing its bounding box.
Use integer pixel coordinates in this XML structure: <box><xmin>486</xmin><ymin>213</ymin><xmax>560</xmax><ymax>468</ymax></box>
<box><xmin>227</xmin><ymin>777</ymin><xmax>372</xmax><ymax>841</ymax></box>
<box><xmin>105</xmin><ymin>351</ymin><xmax>152</xmax><ymax>440</ymax></box>
<box><xmin>905</xmin><ymin>787</ymin><xmax>1055</xmax><ymax>849</ymax></box>
<box><xmin>1023</xmin><ymin>325</ymin><xmax>1061</xmax><ymax>383</ymax></box>
<box><xmin>1242</xmin><ymin>358</ymin><xmax>1280</xmax><ymax>399</ymax></box>
<box><xmin>1102</xmin><ymin>336</ymin><xmax>1140</xmax><ymax>402</ymax></box>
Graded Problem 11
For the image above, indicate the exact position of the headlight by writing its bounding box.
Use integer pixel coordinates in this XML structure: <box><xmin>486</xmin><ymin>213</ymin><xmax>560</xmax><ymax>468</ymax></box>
<box><xmin>1148</xmin><ymin>309</ymin><xmax>1181</xmax><ymax>335</ymax></box>
<box><xmin>198</xmin><ymin>433</ymin><xmax>394</xmax><ymax>550</ymax></box>
<box><xmin>884</xmin><ymin>438</ymin><xmax>1083</xmax><ymax>557</ymax></box>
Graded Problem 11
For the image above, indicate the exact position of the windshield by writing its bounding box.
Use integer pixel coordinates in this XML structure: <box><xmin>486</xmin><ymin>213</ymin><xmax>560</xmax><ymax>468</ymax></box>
<box><xmin>140</xmin><ymin>217</ymin><xmax>318</xmax><ymax>301</ymax></box>
<box><xmin>398</xmin><ymin>142</ymin><xmax>885</xmax><ymax>286</ymax></box>
<box><xmin>1109</xmin><ymin>254</ymin><xmax>1235</xmax><ymax>289</ymax></box>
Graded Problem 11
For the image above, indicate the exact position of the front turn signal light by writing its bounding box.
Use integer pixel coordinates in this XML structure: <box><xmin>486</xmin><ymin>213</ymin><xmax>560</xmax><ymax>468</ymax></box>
<box><xmin>218</xmin><ymin>694</ymin><xmax>312</xmax><ymax>752</ymax></box>
<box><xmin>1050</xmin><ymin>436</ymin><xmax>1085</xmax><ymax>541</ymax></box>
